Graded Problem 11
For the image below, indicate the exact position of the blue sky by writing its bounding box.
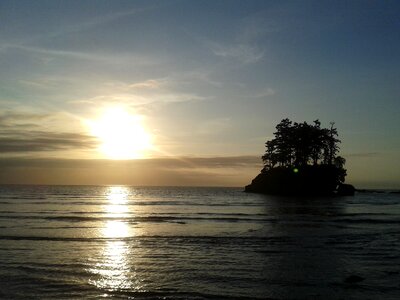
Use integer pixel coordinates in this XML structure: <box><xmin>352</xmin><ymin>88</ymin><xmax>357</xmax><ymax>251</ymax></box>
<box><xmin>0</xmin><ymin>0</ymin><xmax>399</xmax><ymax>187</ymax></box>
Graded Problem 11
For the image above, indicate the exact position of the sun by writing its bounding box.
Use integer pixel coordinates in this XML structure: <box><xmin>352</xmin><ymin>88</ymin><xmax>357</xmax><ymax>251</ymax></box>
<box><xmin>88</xmin><ymin>107</ymin><xmax>152</xmax><ymax>159</ymax></box>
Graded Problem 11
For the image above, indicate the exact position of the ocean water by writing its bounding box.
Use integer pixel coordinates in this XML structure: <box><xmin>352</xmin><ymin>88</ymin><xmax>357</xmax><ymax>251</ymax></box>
<box><xmin>0</xmin><ymin>185</ymin><xmax>399</xmax><ymax>299</ymax></box>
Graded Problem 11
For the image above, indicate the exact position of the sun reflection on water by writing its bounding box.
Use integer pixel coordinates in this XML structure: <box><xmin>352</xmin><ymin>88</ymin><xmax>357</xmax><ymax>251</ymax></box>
<box><xmin>88</xmin><ymin>186</ymin><xmax>144</xmax><ymax>292</ymax></box>
<box><xmin>90</xmin><ymin>240</ymin><xmax>132</xmax><ymax>290</ymax></box>
<box><xmin>107</xmin><ymin>186</ymin><xmax>128</xmax><ymax>205</ymax></box>
<box><xmin>103</xmin><ymin>220</ymin><xmax>129</xmax><ymax>239</ymax></box>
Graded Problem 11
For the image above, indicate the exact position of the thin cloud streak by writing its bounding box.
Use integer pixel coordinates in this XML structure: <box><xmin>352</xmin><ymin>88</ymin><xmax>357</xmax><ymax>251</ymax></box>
<box><xmin>210</xmin><ymin>43</ymin><xmax>264</xmax><ymax>64</ymax></box>
<box><xmin>5</xmin><ymin>44</ymin><xmax>160</xmax><ymax>66</ymax></box>
<box><xmin>44</xmin><ymin>7</ymin><xmax>152</xmax><ymax>39</ymax></box>
<box><xmin>0</xmin><ymin>132</ymin><xmax>96</xmax><ymax>153</ymax></box>
<box><xmin>0</xmin><ymin>111</ymin><xmax>96</xmax><ymax>154</ymax></box>
<box><xmin>2</xmin><ymin>3</ymin><xmax>165</xmax><ymax>50</ymax></box>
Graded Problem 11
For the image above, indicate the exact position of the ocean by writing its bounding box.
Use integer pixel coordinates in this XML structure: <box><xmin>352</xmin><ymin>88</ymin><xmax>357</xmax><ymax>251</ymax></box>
<box><xmin>0</xmin><ymin>185</ymin><xmax>399</xmax><ymax>299</ymax></box>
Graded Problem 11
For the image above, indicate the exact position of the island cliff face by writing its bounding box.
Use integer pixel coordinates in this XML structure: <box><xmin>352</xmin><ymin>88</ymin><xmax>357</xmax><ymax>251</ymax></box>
<box><xmin>245</xmin><ymin>165</ymin><xmax>354</xmax><ymax>196</ymax></box>
<box><xmin>245</xmin><ymin>119</ymin><xmax>354</xmax><ymax>196</ymax></box>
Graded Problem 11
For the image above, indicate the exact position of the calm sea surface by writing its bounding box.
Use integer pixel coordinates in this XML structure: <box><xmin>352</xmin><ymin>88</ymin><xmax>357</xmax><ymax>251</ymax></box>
<box><xmin>0</xmin><ymin>185</ymin><xmax>399</xmax><ymax>299</ymax></box>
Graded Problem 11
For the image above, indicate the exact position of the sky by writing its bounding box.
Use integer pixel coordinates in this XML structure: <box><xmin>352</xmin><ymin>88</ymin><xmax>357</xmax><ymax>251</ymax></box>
<box><xmin>0</xmin><ymin>0</ymin><xmax>399</xmax><ymax>188</ymax></box>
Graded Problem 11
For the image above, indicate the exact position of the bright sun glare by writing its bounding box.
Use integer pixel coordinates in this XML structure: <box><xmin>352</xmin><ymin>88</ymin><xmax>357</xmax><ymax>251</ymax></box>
<box><xmin>89</xmin><ymin>107</ymin><xmax>152</xmax><ymax>159</ymax></box>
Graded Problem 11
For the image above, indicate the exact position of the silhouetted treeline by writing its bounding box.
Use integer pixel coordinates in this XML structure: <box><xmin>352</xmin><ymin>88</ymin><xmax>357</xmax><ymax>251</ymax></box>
<box><xmin>262</xmin><ymin>118</ymin><xmax>346</xmax><ymax>170</ymax></box>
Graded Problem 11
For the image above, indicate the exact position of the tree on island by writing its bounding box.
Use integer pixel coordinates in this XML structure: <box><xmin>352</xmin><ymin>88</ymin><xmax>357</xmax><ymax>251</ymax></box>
<box><xmin>245</xmin><ymin>119</ymin><xmax>354</xmax><ymax>196</ymax></box>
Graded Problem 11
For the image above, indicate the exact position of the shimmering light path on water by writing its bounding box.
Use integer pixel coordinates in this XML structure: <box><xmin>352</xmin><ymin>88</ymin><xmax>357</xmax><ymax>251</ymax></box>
<box><xmin>0</xmin><ymin>185</ymin><xmax>399</xmax><ymax>299</ymax></box>
<box><xmin>89</xmin><ymin>187</ymin><xmax>131</xmax><ymax>292</ymax></box>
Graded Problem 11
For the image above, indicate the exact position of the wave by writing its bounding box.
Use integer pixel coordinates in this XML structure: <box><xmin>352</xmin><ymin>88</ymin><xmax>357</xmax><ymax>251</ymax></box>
<box><xmin>0</xmin><ymin>196</ymin><xmax>265</xmax><ymax>206</ymax></box>
<box><xmin>0</xmin><ymin>214</ymin><xmax>270</xmax><ymax>224</ymax></box>
<box><xmin>0</xmin><ymin>235</ymin><xmax>270</xmax><ymax>243</ymax></box>
<box><xmin>330</xmin><ymin>218</ymin><xmax>400</xmax><ymax>224</ymax></box>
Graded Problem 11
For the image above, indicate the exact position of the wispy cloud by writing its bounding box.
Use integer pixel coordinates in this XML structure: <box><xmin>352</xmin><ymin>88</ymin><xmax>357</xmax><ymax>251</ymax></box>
<box><xmin>237</xmin><ymin>12</ymin><xmax>280</xmax><ymax>43</ymax></box>
<box><xmin>69</xmin><ymin>77</ymin><xmax>211</xmax><ymax>112</ymax></box>
<box><xmin>2</xmin><ymin>3</ymin><xmax>163</xmax><ymax>49</ymax></box>
<box><xmin>247</xmin><ymin>88</ymin><xmax>275</xmax><ymax>98</ymax></box>
<box><xmin>45</xmin><ymin>7</ymin><xmax>151</xmax><ymax>39</ymax></box>
<box><xmin>0</xmin><ymin>132</ymin><xmax>96</xmax><ymax>153</ymax></box>
<box><xmin>5</xmin><ymin>44</ymin><xmax>159</xmax><ymax>66</ymax></box>
<box><xmin>166</xmin><ymin>70</ymin><xmax>223</xmax><ymax>88</ymax></box>
<box><xmin>70</xmin><ymin>91</ymin><xmax>208</xmax><ymax>111</ymax></box>
<box><xmin>0</xmin><ymin>111</ymin><xmax>50</xmax><ymax>125</ymax></box>
<box><xmin>210</xmin><ymin>43</ymin><xmax>264</xmax><ymax>64</ymax></box>
<box><xmin>0</xmin><ymin>111</ymin><xmax>96</xmax><ymax>154</ymax></box>
<box><xmin>129</xmin><ymin>79</ymin><xmax>165</xmax><ymax>89</ymax></box>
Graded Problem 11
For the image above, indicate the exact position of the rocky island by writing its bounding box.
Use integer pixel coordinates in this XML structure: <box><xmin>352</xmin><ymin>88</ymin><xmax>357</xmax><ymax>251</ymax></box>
<box><xmin>245</xmin><ymin>119</ymin><xmax>355</xmax><ymax>196</ymax></box>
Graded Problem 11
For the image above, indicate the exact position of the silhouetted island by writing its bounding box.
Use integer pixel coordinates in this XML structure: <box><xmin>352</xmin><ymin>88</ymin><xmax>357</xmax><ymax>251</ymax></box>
<box><xmin>245</xmin><ymin>119</ymin><xmax>355</xmax><ymax>196</ymax></box>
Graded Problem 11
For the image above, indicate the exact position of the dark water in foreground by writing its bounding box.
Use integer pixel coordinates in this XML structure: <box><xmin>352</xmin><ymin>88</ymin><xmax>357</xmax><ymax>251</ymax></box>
<box><xmin>0</xmin><ymin>185</ymin><xmax>399</xmax><ymax>299</ymax></box>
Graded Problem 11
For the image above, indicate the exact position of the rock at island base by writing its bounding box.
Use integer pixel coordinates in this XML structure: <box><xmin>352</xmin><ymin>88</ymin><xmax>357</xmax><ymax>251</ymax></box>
<box><xmin>337</xmin><ymin>183</ymin><xmax>355</xmax><ymax>196</ymax></box>
<box><xmin>245</xmin><ymin>165</ymin><xmax>354</xmax><ymax>196</ymax></box>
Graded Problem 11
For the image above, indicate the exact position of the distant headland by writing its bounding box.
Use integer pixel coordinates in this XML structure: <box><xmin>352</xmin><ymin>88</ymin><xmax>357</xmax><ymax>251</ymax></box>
<box><xmin>245</xmin><ymin>119</ymin><xmax>355</xmax><ymax>196</ymax></box>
